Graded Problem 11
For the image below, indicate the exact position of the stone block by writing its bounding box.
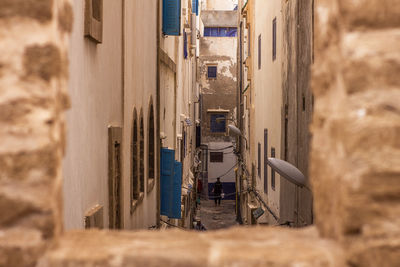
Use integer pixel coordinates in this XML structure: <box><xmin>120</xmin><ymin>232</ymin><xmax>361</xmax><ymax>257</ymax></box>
<box><xmin>346</xmin><ymin>229</ymin><xmax>400</xmax><ymax>267</ymax></box>
<box><xmin>38</xmin><ymin>227</ymin><xmax>345</xmax><ymax>267</ymax></box>
<box><xmin>342</xmin><ymin>29</ymin><xmax>400</xmax><ymax>94</ymax></box>
<box><xmin>23</xmin><ymin>44</ymin><xmax>63</xmax><ymax>82</ymax></box>
<box><xmin>312</xmin><ymin>0</ymin><xmax>342</xmax><ymax>97</ymax></box>
<box><xmin>338</xmin><ymin>0</ymin><xmax>400</xmax><ymax>29</ymax></box>
<box><xmin>0</xmin><ymin>0</ymin><xmax>53</xmax><ymax>23</ymax></box>
<box><xmin>58</xmin><ymin>2</ymin><xmax>74</xmax><ymax>34</ymax></box>
<box><xmin>0</xmin><ymin>228</ymin><xmax>46</xmax><ymax>267</ymax></box>
<box><xmin>0</xmin><ymin>182</ymin><xmax>55</xmax><ymax>234</ymax></box>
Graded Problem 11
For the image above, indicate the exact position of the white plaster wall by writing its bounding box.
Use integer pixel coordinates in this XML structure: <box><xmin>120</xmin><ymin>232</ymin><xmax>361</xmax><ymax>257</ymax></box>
<box><xmin>253</xmin><ymin>0</ymin><xmax>283</xmax><ymax>221</ymax></box>
<box><xmin>63</xmin><ymin>0</ymin><xmax>123</xmax><ymax>230</ymax></box>
<box><xmin>208</xmin><ymin>142</ymin><xmax>237</xmax><ymax>184</ymax></box>
<box><xmin>123</xmin><ymin>0</ymin><xmax>158</xmax><ymax>230</ymax></box>
<box><xmin>203</xmin><ymin>0</ymin><xmax>238</xmax><ymax>10</ymax></box>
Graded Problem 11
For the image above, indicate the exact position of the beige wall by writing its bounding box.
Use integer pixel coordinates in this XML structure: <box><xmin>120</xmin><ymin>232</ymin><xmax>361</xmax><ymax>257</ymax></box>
<box><xmin>240</xmin><ymin>0</ymin><xmax>285</xmax><ymax>224</ymax></box>
<box><xmin>123</xmin><ymin>0</ymin><xmax>158</xmax><ymax>230</ymax></box>
<box><xmin>64</xmin><ymin>0</ymin><xmax>160</xmax><ymax>230</ymax></box>
<box><xmin>63</xmin><ymin>0</ymin><xmax>123</xmax><ymax>230</ymax></box>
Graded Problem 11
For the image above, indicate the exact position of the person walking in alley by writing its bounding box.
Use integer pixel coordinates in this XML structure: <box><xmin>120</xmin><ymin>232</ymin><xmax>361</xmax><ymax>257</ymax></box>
<box><xmin>212</xmin><ymin>178</ymin><xmax>223</xmax><ymax>206</ymax></box>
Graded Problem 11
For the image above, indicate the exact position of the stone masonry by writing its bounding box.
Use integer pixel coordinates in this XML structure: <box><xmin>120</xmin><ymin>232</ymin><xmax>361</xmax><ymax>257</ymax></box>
<box><xmin>0</xmin><ymin>0</ymin><xmax>399</xmax><ymax>266</ymax></box>
<box><xmin>311</xmin><ymin>0</ymin><xmax>400</xmax><ymax>266</ymax></box>
<box><xmin>0</xmin><ymin>0</ymin><xmax>71</xmax><ymax>266</ymax></box>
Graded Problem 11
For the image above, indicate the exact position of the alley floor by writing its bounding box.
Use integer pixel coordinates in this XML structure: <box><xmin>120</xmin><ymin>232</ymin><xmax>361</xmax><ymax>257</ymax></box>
<box><xmin>197</xmin><ymin>199</ymin><xmax>238</xmax><ymax>230</ymax></box>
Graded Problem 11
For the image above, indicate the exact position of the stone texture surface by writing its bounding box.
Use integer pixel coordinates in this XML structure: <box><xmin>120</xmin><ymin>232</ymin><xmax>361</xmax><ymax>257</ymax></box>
<box><xmin>311</xmin><ymin>0</ymin><xmax>400</xmax><ymax>266</ymax></box>
<box><xmin>0</xmin><ymin>228</ymin><xmax>47</xmax><ymax>267</ymax></box>
<box><xmin>38</xmin><ymin>227</ymin><xmax>345</xmax><ymax>267</ymax></box>
<box><xmin>0</xmin><ymin>0</ymin><xmax>71</xmax><ymax>266</ymax></box>
<box><xmin>0</xmin><ymin>0</ymin><xmax>54</xmax><ymax>23</ymax></box>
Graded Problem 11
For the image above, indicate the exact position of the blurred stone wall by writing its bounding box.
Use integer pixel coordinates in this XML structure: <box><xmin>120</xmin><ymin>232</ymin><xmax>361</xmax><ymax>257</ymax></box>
<box><xmin>0</xmin><ymin>0</ymin><xmax>72</xmax><ymax>266</ymax></box>
<box><xmin>311</xmin><ymin>0</ymin><xmax>400</xmax><ymax>265</ymax></box>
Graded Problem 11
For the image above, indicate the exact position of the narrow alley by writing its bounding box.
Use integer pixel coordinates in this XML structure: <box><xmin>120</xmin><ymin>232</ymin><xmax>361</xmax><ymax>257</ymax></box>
<box><xmin>0</xmin><ymin>0</ymin><xmax>399</xmax><ymax>266</ymax></box>
<box><xmin>198</xmin><ymin>200</ymin><xmax>237</xmax><ymax>230</ymax></box>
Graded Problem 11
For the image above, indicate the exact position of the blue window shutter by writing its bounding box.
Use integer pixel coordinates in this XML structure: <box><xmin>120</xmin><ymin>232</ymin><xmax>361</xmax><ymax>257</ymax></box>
<box><xmin>184</xmin><ymin>31</ymin><xmax>188</xmax><ymax>58</ymax></box>
<box><xmin>160</xmin><ymin>148</ymin><xmax>175</xmax><ymax>217</ymax></box>
<box><xmin>170</xmin><ymin>161</ymin><xmax>182</xmax><ymax>219</ymax></box>
<box><xmin>163</xmin><ymin>0</ymin><xmax>181</xmax><ymax>36</ymax></box>
<box><xmin>192</xmin><ymin>0</ymin><xmax>198</xmax><ymax>15</ymax></box>
<box><xmin>204</xmin><ymin>27</ymin><xmax>211</xmax><ymax>37</ymax></box>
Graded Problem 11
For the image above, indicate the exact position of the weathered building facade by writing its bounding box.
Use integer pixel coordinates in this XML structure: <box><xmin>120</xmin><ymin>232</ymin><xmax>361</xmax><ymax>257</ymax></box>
<box><xmin>63</xmin><ymin>0</ymin><xmax>160</xmax><ymax>231</ymax></box>
<box><xmin>159</xmin><ymin>0</ymin><xmax>200</xmax><ymax>228</ymax></box>
<box><xmin>237</xmin><ymin>0</ymin><xmax>313</xmax><ymax>226</ymax></box>
<box><xmin>63</xmin><ymin>0</ymin><xmax>200</xmax><ymax>230</ymax></box>
<box><xmin>199</xmin><ymin>2</ymin><xmax>238</xmax><ymax>200</ymax></box>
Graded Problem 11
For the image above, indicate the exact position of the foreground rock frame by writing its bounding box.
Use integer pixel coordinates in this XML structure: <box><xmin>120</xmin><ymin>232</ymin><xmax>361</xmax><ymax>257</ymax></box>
<box><xmin>0</xmin><ymin>0</ymin><xmax>399</xmax><ymax>266</ymax></box>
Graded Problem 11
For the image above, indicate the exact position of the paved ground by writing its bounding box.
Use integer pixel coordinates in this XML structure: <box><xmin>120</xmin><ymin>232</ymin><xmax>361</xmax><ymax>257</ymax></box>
<box><xmin>197</xmin><ymin>199</ymin><xmax>238</xmax><ymax>231</ymax></box>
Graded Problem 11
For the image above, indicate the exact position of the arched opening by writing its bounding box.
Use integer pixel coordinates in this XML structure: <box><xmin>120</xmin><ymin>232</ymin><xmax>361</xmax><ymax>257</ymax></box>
<box><xmin>131</xmin><ymin>109</ymin><xmax>139</xmax><ymax>213</ymax></box>
<box><xmin>147</xmin><ymin>98</ymin><xmax>155</xmax><ymax>192</ymax></box>
<box><xmin>139</xmin><ymin>110</ymin><xmax>145</xmax><ymax>195</ymax></box>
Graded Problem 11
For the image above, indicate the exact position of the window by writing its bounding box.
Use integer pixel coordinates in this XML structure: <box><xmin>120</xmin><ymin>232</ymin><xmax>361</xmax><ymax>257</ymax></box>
<box><xmin>258</xmin><ymin>34</ymin><xmax>261</xmax><ymax>69</ymax></box>
<box><xmin>271</xmin><ymin>147</ymin><xmax>276</xmax><ymax>190</ymax></box>
<box><xmin>210</xmin><ymin>152</ymin><xmax>223</xmax><ymax>162</ymax></box>
<box><xmin>180</xmin><ymin>121</ymin><xmax>185</xmax><ymax>163</ymax></box>
<box><xmin>192</xmin><ymin>0</ymin><xmax>199</xmax><ymax>15</ymax></box>
<box><xmin>162</xmin><ymin>0</ymin><xmax>181</xmax><ymax>36</ymax></box>
<box><xmin>257</xmin><ymin>143</ymin><xmax>261</xmax><ymax>177</ymax></box>
<box><xmin>272</xmin><ymin>18</ymin><xmax>277</xmax><ymax>61</ymax></box>
<box><xmin>139</xmin><ymin>112</ymin><xmax>145</xmax><ymax>194</ymax></box>
<box><xmin>84</xmin><ymin>0</ymin><xmax>103</xmax><ymax>43</ymax></box>
<box><xmin>210</xmin><ymin>113</ymin><xmax>226</xmax><ymax>133</ymax></box>
<box><xmin>183</xmin><ymin>31</ymin><xmax>188</xmax><ymax>59</ymax></box>
<box><xmin>204</xmin><ymin>27</ymin><xmax>237</xmax><ymax>37</ymax></box>
<box><xmin>264</xmin><ymin>129</ymin><xmax>268</xmax><ymax>194</ymax></box>
<box><xmin>147</xmin><ymin>101</ymin><xmax>155</xmax><ymax>192</ymax></box>
<box><xmin>108</xmin><ymin>127</ymin><xmax>122</xmax><ymax>228</ymax></box>
<box><xmin>207</xmin><ymin>66</ymin><xmax>217</xmax><ymax>79</ymax></box>
<box><xmin>131</xmin><ymin>109</ymin><xmax>139</xmax><ymax>213</ymax></box>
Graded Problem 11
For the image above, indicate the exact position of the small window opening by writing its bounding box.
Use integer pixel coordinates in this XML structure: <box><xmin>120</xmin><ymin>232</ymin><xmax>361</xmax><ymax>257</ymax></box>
<box><xmin>207</xmin><ymin>66</ymin><xmax>217</xmax><ymax>79</ymax></box>
<box><xmin>272</xmin><ymin>18</ymin><xmax>277</xmax><ymax>61</ymax></box>
<box><xmin>210</xmin><ymin>113</ymin><xmax>226</xmax><ymax>133</ymax></box>
<box><xmin>148</xmin><ymin>102</ymin><xmax>155</xmax><ymax>192</ymax></box>
<box><xmin>131</xmin><ymin>110</ymin><xmax>139</xmax><ymax>211</ymax></box>
<box><xmin>139</xmin><ymin>114</ymin><xmax>145</xmax><ymax>194</ymax></box>
<box><xmin>210</xmin><ymin>152</ymin><xmax>223</xmax><ymax>162</ymax></box>
<box><xmin>258</xmin><ymin>34</ymin><xmax>261</xmax><ymax>69</ymax></box>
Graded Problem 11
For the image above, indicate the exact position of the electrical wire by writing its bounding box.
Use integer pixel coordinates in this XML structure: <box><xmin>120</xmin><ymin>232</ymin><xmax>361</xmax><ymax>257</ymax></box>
<box><xmin>248</xmin><ymin>188</ymin><xmax>279</xmax><ymax>221</ymax></box>
<box><xmin>202</xmin><ymin>145</ymin><xmax>234</xmax><ymax>151</ymax></box>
